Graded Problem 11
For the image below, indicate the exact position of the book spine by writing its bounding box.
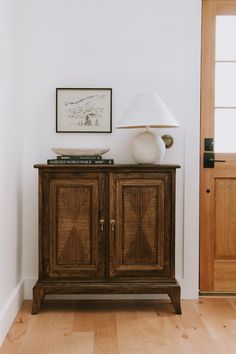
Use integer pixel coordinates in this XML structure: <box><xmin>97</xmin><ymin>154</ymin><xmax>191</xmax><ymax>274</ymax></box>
<box><xmin>92</xmin><ymin>159</ymin><xmax>114</xmax><ymax>164</ymax></box>
<box><xmin>57</xmin><ymin>155</ymin><xmax>102</xmax><ymax>160</ymax></box>
<box><xmin>47</xmin><ymin>159</ymin><xmax>114</xmax><ymax>165</ymax></box>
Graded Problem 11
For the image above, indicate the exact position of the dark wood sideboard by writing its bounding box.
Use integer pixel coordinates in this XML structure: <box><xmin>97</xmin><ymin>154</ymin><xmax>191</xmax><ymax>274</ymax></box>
<box><xmin>32</xmin><ymin>164</ymin><xmax>181</xmax><ymax>314</ymax></box>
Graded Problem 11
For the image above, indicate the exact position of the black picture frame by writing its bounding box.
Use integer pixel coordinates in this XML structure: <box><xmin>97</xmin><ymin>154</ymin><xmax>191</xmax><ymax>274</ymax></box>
<box><xmin>56</xmin><ymin>88</ymin><xmax>112</xmax><ymax>133</ymax></box>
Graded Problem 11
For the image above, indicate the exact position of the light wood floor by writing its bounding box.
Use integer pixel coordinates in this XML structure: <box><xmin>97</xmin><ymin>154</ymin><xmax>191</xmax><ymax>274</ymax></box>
<box><xmin>1</xmin><ymin>298</ymin><xmax>236</xmax><ymax>354</ymax></box>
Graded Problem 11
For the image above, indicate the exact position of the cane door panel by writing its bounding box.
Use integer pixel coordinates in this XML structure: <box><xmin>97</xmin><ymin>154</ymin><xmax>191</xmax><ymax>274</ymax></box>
<box><xmin>42</xmin><ymin>173</ymin><xmax>105</xmax><ymax>279</ymax></box>
<box><xmin>109</xmin><ymin>173</ymin><xmax>172</xmax><ymax>279</ymax></box>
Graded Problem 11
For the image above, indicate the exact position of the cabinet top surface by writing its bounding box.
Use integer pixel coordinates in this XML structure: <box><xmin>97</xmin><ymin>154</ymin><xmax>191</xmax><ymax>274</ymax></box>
<box><xmin>34</xmin><ymin>164</ymin><xmax>180</xmax><ymax>170</ymax></box>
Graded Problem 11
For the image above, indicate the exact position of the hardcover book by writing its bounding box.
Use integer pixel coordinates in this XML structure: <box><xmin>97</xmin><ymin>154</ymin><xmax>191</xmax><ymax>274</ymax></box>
<box><xmin>47</xmin><ymin>159</ymin><xmax>114</xmax><ymax>165</ymax></box>
<box><xmin>57</xmin><ymin>155</ymin><xmax>102</xmax><ymax>160</ymax></box>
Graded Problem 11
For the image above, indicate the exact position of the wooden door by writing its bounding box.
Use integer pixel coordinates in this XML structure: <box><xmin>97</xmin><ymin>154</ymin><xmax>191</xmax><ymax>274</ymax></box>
<box><xmin>200</xmin><ymin>0</ymin><xmax>236</xmax><ymax>292</ymax></box>
<box><xmin>42</xmin><ymin>172</ymin><xmax>105</xmax><ymax>279</ymax></box>
<box><xmin>109</xmin><ymin>172</ymin><xmax>174</xmax><ymax>279</ymax></box>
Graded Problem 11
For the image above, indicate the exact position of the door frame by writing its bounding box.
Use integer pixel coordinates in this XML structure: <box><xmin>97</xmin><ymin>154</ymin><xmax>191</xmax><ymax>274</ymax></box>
<box><xmin>200</xmin><ymin>0</ymin><xmax>217</xmax><ymax>292</ymax></box>
<box><xmin>200</xmin><ymin>0</ymin><xmax>236</xmax><ymax>292</ymax></box>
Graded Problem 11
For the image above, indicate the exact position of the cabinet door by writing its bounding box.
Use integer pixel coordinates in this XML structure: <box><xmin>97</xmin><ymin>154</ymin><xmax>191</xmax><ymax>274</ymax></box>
<box><xmin>42</xmin><ymin>173</ymin><xmax>105</xmax><ymax>279</ymax></box>
<box><xmin>109</xmin><ymin>172</ymin><xmax>174</xmax><ymax>279</ymax></box>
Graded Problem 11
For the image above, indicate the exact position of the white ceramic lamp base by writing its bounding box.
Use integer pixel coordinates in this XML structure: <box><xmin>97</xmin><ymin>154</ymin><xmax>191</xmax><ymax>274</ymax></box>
<box><xmin>132</xmin><ymin>131</ymin><xmax>165</xmax><ymax>164</ymax></box>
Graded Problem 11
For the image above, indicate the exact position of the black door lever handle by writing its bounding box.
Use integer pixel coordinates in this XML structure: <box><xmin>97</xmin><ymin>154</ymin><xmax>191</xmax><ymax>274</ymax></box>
<box><xmin>208</xmin><ymin>158</ymin><xmax>226</xmax><ymax>163</ymax></box>
<box><xmin>204</xmin><ymin>153</ymin><xmax>226</xmax><ymax>168</ymax></box>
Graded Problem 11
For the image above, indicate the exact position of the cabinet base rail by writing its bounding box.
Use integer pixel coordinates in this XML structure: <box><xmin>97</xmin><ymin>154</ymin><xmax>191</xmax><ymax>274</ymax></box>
<box><xmin>32</xmin><ymin>280</ymin><xmax>181</xmax><ymax>315</ymax></box>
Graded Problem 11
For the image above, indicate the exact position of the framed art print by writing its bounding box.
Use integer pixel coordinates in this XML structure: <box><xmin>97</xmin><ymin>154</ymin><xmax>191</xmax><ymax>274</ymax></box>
<box><xmin>56</xmin><ymin>88</ymin><xmax>112</xmax><ymax>133</ymax></box>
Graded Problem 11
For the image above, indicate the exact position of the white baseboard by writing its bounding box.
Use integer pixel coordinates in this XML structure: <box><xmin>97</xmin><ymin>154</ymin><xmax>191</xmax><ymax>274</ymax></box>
<box><xmin>24</xmin><ymin>278</ymin><xmax>36</xmax><ymax>299</ymax></box>
<box><xmin>0</xmin><ymin>280</ymin><xmax>24</xmax><ymax>347</ymax></box>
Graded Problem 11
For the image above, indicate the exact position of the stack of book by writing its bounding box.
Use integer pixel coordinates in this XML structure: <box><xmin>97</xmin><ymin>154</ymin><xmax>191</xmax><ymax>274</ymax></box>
<box><xmin>47</xmin><ymin>155</ymin><xmax>114</xmax><ymax>165</ymax></box>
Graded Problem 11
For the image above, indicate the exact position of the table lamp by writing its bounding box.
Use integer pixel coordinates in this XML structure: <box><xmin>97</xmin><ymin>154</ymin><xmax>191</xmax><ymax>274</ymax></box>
<box><xmin>116</xmin><ymin>92</ymin><xmax>179</xmax><ymax>163</ymax></box>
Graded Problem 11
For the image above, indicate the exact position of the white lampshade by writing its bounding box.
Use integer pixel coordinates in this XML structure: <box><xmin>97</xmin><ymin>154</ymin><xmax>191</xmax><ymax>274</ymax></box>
<box><xmin>116</xmin><ymin>92</ymin><xmax>179</xmax><ymax>129</ymax></box>
<box><xmin>116</xmin><ymin>92</ymin><xmax>179</xmax><ymax>164</ymax></box>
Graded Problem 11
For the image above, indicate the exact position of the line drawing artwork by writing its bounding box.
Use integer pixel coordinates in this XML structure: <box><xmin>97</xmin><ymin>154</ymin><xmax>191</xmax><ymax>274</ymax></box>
<box><xmin>57</xmin><ymin>88</ymin><xmax>112</xmax><ymax>132</ymax></box>
<box><xmin>64</xmin><ymin>94</ymin><xmax>106</xmax><ymax>127</ymax></box>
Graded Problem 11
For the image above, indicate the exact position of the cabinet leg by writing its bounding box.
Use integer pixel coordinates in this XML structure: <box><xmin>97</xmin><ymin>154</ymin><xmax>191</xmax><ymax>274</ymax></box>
<box><xmin>32</xmin><ymin>286</ymin><xmax>45</xmax><ymax>315</ymax></box>
<box><xmin>168</xmin><ymin>287</ymin><xmax>182</xmax><ymax>315</ymax></box>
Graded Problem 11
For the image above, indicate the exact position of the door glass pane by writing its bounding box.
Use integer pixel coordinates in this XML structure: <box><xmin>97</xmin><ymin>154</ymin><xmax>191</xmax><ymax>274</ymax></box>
<box><xmin>216</xmin><ymin>16</ymin><xmax>236</xmax><ymax>60</ymax></box>
<box><xmin>215</xmin><ymin>109</ymin><xmax>236</xmax><ymax>152</ymax></box>
<box><xmin>215</xmin><ymin>63</ymin><xmax>236</xmax><ymax>106</ymax></box>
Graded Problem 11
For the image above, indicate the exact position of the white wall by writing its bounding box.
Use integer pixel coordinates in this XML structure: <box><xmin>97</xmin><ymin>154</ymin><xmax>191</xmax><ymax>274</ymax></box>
<box><xmin>21</xmin><ymin>0</ymin><xmax>201</xmax><ymax>298</ymax></box>
<box><xmin>0</xmin><ymin>0</ymin><xmax>24</xmax><ymax>345</ymax></box>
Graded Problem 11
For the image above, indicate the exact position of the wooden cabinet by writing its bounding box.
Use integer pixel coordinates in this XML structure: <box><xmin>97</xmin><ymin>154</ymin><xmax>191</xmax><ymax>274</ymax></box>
<box><xmin>33</xmin><ymin>164</ymin><xmax>181</xmax><ymax>314</ymax></box>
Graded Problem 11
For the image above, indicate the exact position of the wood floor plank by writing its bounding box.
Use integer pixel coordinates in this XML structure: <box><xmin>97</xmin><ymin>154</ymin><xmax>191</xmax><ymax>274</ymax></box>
<box><xmin>65</xmin><ymin>332</ymin><xmax>94</xmax><ymax>354</ymax></box>
<box><xmin>192</xmin><ymin>299</ymin><xmax>231</xmax><ymax>339</ymax></box>
<box><xmin>73</xmin><ymin>301</ymin><xmax>118</xmax><ymax>354</ymax></box>
<box><xmin>15</xmin><ymin>302</ymin><xmax>74</xmax><ymax>354</ymax></box>
<box><xmin>72</xmin><ymin>302</ymin><xmax>97</xmax><ymax>332</ymax></box>
<box><xmin>135</xmin><ymin>301</ymin><xmax>170</xmax><ymax>354</ymax></box>
<box><xmin>1</xmin><ymin>299</ymin><xmax>236</xmax><ymax>354</ymax></box>
<box><xmin>228</xmin><ymin>298</ymin><xmax>236</xmax><ymax>312</ymax></box>
<box><xmin>116</xmin><ymin>301</ymin><xmax>147</xmax><ymax>351</ymax></box>
<box><xmin>190</xmin><ymin>299</ymin><xmax>234</xmax><ymax>354</ymax></box>
<box><xmin>0</xmin><ymin>301</ymin><xmax>31</xmax><ymax>354</ymax></box>
<box><xmin>185</xmin><ymin>326</ymin><xmax>222</xmax><ymax>354</ymax></box>
<box><xmin>205</xmin><ymin>299</ymin><xmax>236</xmax><ymax>354</ymax></box>
<box><xmin>93</xmin><ymin>314</ymin><xmax>118</xmax><ymax>354</ymax></box>
<box><xmin>178</xmin><ymin>300</ymin><xmax>204</xmax><ymax>330</ymax></box>
<box><xmin>161</xmin><ymin>314</ymin><xmax>194</xmax><ymax>354</ymax></box>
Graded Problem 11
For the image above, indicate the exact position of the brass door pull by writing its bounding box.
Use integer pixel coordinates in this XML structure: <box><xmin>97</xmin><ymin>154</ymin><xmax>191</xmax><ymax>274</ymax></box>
<box><xmin>100</xmin><ymin>219</ymin><xmax>105</xmax><ymax>231</ymax></box>
<box><xmin>111</xmin><ymin>220</ymin><xmax>115</xmax><ymax>232</ymax></box>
